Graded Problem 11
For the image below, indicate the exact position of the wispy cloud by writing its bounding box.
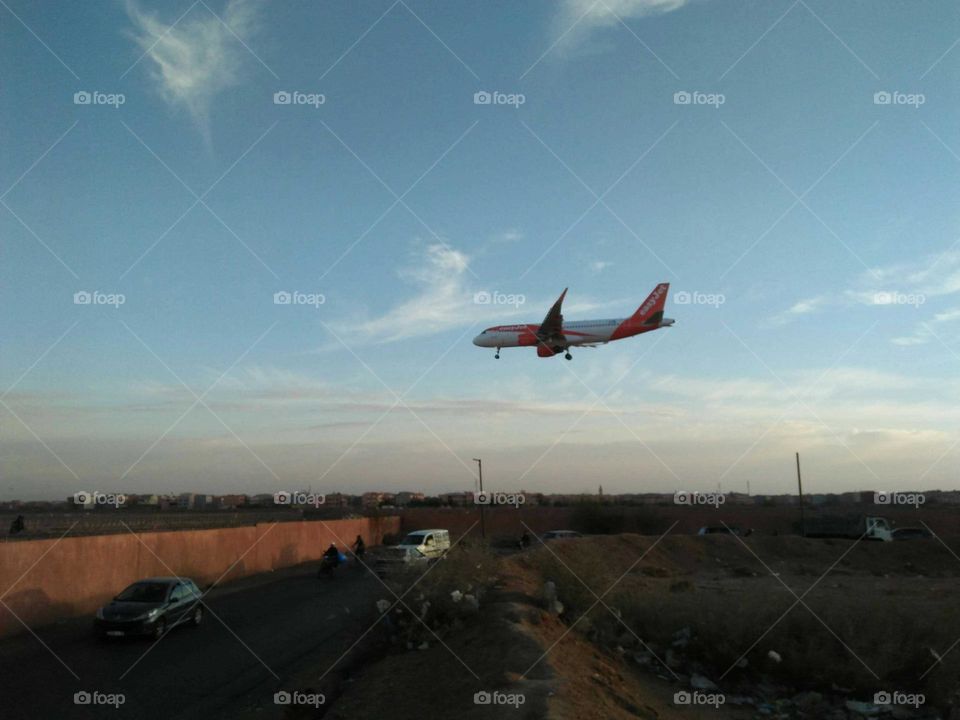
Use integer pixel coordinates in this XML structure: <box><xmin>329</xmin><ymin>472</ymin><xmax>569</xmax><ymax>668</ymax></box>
<box><xmin>126</xmin><ymin>0</ymin><xmax>262</xmax><ymax>141</ymax></box>
<box><xmin>337</xmin><ymin>242</ymin><xmax>613</xmax><ymax>345</ymax></box>
<box><xmin>767</xmin><ymin>294</ymin><xmax>830</xmax><ymax>326</ymax></box>
<box><xmin>492</xmin><ymin>228</ymin><xmax>524</xmax><ymax>243</ymax></box>
<box><xmin>344</xmin><ymin>243</ymin><xmax>484</xmax><ymax>344</ymax></box>
<box><xmin>771</xmin><ymin>249</ymin><xmax>960</xmax><ymax>341</ymax></box>
<box><xmin>553</xmin><ymin>0</ymin><xmax>696</xmax><ymax>50</ymax></box>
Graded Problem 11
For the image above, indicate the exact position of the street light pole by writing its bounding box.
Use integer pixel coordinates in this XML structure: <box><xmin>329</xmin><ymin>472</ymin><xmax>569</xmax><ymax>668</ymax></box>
<box><xmin>472</xmin><ymin>457</ymin><xmax>485</xmax><ymax>539</ymax></box>
<box><xmin>796</xmin><ymin>451</ymin><xmax>806</xmax><ymax>538</ymax></box>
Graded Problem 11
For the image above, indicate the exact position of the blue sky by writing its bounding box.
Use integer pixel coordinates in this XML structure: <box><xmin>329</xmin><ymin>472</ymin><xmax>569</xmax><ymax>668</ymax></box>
<box><xmin>3</xmin><ymin>0</ymin><xmax>960</xmax><ymax>500</ymax></box>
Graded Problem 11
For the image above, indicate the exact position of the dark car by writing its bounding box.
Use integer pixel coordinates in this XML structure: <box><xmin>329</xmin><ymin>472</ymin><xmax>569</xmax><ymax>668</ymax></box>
<box><xmin>697</xmin><ymin>525</ymin><xmax>748</xmax><ymax>536</ymax></box>
<box><xmin>94</xmin><ymin>577</ymin><xmax>204</xmax><ymax>640</ymax></box>
<box><xmin>892</xmin><ymin>527</ymin><xmax>933</xmax><ymax>541</ymax></box>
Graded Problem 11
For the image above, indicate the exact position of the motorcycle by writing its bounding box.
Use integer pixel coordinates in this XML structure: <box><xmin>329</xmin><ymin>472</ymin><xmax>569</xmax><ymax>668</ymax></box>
<box><xmin>318</xmin><ymin>551</ymin><xmax>347</xmax><ymax>578</ymax></box>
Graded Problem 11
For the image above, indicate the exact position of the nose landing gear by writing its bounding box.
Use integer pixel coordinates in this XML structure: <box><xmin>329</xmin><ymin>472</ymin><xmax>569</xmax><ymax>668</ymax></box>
<box><xmin>564</xmin><ymin>350</ymin><xmax>572</xmax><ymax>360</ymax></box>
<box><xmin>494</xmin><ymin>348</ymin><xmax>501</xmax><ymax>359</ymax></box>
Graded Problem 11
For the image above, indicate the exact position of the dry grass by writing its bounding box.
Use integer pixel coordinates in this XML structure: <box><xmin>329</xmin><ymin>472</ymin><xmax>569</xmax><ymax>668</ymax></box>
<box><xmin>522</xmin><ymin>533</ymin><xmax>960</xmax><ymax>711</ymax></box>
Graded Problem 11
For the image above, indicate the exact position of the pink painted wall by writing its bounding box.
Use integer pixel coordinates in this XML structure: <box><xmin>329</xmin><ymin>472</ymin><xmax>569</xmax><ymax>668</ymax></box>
<box><xmin>0</xmin><ymin>516</ymin><xmax>399</xmax><ymax>638</ymax></box>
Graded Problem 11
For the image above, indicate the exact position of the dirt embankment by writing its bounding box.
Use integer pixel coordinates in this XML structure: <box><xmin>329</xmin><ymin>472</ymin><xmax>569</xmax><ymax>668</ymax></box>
<box><xmin>276</xmin><ymin>533</ymin><xmax>960</xmax><ymax>720</ymax></box>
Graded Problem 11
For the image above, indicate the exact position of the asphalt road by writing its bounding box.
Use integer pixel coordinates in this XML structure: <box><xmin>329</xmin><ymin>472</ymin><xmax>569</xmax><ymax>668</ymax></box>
<box><xmin>0</xmin><ymin>561</ymin><xmax>384</xmax><ymax>719</ymax></box>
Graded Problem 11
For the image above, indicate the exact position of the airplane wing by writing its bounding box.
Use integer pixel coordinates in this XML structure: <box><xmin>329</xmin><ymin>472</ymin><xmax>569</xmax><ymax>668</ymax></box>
<box><xmin>536</xmin><ymin>288</ymin><xmax>568</xmax><ymax>345</ymax></box>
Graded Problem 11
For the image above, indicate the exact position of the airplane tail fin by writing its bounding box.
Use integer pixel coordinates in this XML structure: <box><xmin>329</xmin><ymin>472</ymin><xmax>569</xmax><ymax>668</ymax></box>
<box><xmin>629</xmin><ymin>283</ymin><xmax>670</xmax><ymax>326</ymax></box>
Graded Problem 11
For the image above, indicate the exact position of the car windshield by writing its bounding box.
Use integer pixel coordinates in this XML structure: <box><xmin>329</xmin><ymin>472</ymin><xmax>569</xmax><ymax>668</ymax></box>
<box><xmin>400</xmin><ymin>534</ymin><xmax>426</xmax><ymax>546</ymax></box>
<box><xmin>115</xmin><ymin>582</ymin><xmax>169</xmax><ymax>603</ymax></box>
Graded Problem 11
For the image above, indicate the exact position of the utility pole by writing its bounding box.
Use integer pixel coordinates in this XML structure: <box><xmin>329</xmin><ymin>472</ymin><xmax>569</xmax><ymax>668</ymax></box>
<box><xmin>472</xmin><ymin>458</ymin><xmax>486</xmax><ymax>539</ymax></box>
<box><xmin>796</xmin><ymin>452</ymin><xmax>806</xmax><ymax>537</ymax></box>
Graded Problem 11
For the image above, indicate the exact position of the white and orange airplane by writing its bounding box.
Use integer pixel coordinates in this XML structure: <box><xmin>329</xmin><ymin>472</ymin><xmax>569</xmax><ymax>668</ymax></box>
<box><xmin>473</xmin><ymin>283</ymin><xmax>674</xmax><ymax>359</ymax></box>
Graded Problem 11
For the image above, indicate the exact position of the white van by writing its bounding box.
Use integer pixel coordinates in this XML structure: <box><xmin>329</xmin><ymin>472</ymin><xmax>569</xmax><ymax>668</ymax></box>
<box><xmin>397</xmin><ymin>529</ymin><xmax>450</xmax><ymax>560</ymax></box>
<box><xmin>377</xmin><ymin>529</ymin><xmax>450</xmax><ymax>573</ymax></box>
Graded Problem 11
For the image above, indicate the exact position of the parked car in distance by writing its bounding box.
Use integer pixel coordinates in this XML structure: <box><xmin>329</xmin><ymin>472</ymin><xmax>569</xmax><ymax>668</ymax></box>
<box><xmin>543</xmin><ymin>530</ymin><xmax>583</xmax><ymax>541</ymax></box>
<box><xmin>95</xmin><ymin>577</ymin><xmax>204</xmax><ymax>640</ymax></box>
<box><xmin>892</xmin><ymin>527</ymin><xmax>933</xmax><ymax>541</ymax></box>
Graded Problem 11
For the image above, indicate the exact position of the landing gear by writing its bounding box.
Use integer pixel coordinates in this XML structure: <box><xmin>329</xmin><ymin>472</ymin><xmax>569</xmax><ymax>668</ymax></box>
<box><xmin>564</xmin><ymin>351</ymin><xmax>572</xmax><ymax>360</ymax></box>
<box><xmin>494</xmin><ymin>347</ymin><xmax>500</xmax><ymax>359</ymax></box>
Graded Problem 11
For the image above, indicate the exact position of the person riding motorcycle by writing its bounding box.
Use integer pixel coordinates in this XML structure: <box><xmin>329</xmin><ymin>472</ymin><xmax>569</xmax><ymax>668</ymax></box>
<box><xmin>319</xmin><ymin>543</ymin><xmax>341</xmax><ymax>576</ymax></box>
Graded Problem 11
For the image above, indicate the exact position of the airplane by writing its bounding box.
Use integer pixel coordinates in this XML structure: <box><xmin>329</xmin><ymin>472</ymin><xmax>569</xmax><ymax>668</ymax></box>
<box><xmin>473</xmin><ymin>283</ymin><xmax>674</xmax><ymax>360</ymax></box>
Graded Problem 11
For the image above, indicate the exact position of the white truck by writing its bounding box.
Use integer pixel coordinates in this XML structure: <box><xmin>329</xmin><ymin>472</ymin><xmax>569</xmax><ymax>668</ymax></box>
<box><xmin>803</xmin><ymin>514</ymin><xmax>893</xmax><ymax>542</ymax></box>
<box><xmin>376</xmin><ymin>529</ymin><xmax>451</xmax><ymax>575</ymax></box>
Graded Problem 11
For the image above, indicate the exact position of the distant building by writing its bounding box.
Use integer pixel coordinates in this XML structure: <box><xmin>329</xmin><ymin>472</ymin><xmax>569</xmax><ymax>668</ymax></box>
<box><xmin>218</xmin><ymin>494</ymin><xmax>248</xmax><ymax>509</ymax></box>
<box><xmin>438</xmin><ymin>492</ymin><xmax>471</xmax><ymax>507</ymax></box>
<box><xmin>395</xmin><ymin>491</ymin><xmax>425</xmax><ymax>506</ymax></box>
<box><xmin>932</xmin><ymin>490</ymin><xmax>960</xmax><ymax>504</ymax></box>
<box><xmin>724</xmin><ymin>492</ymin><xmax>754</xmax><ymax>505</ymax></box>
<box><xmin>321</xmin><ymin>492</ymin><xmax>349</xmax><ymax>508</ymax></box>
<box><xmin>361</xmin><ymin>492</ymin><xmax>396</xmax><ymax>508</ymax></box>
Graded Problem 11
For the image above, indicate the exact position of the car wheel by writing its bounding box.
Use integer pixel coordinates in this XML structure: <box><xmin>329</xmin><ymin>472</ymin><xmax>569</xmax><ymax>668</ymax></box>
<box><xmin>191</xmin><ymin>606</ymin><xmax>203</xmax><ymax>626</ymax></box>
<box><xmin>152</xmin><ymin>618</ymin><xmax>167</xmax><ymax>640</ymax></box>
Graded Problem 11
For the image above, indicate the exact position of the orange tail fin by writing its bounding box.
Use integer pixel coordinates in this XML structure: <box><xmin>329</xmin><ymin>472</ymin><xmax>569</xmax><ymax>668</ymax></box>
<box><xmin>631</xmin><ymin>283</ymin><xmax>670</xmax><ymax>326</ymax></box>
<box><xmin>610</xmin><ymin>283</ymin><xmax>670</xmax><ymax>340</ymax></box>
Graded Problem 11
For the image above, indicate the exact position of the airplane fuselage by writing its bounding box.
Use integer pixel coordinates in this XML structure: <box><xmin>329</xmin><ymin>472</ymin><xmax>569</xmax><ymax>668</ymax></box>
<box><xmin>472</xmin><ymin>317</ymin><xmax>674</xmax><ymax>349</ymax></box>
<box><xmin>473</xmin><ymin>283</ymin><xmax>673</xmax><ymax>359</ymax></box>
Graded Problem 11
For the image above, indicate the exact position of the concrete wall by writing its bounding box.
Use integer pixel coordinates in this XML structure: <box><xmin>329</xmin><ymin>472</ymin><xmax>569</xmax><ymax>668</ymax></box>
<box><xmin>0</xmin><ymin>516</ymin><xmax>399</xmax><ymax>638</ymax></box>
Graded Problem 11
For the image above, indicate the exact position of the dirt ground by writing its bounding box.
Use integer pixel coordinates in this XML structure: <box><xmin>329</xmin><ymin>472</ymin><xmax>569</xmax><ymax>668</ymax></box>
<box><xmin>279</xmin><ymin>532</ymin><xmax>960</xmax><ymax>719</ymax></box>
